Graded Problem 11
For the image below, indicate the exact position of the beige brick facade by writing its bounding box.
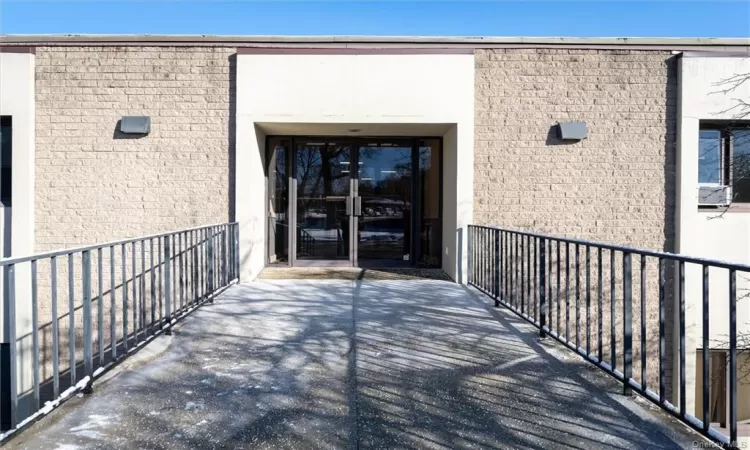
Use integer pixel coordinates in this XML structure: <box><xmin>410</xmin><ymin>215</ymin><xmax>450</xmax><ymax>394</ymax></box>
<box><xmin>34</xmin><ymin>46</ymin><xmax>234</xmax><ymax>252</ymax></box>
<box><xmin>474</xmin><ymin>48</ymin><xmax>676</xmax><ymax>250</ymax></box>
<box><xmin>30</xmin><ymin>47</ymin><xmax>235</xmax><ymax>387</ymax></box>
<box><xmin>474</xmin><ymin>48</ymin><xmax>678</xmax><ymax>400</ymax></box>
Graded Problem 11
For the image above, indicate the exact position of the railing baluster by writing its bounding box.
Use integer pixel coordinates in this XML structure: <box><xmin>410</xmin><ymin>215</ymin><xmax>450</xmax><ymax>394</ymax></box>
<box><xmin>479</xmin><ymin>228</ymin><xmax>483</xmax><ymax>291</ymax></box>
<box><xmin>702</xmin><ymin>264</ymin><xmax>710</xmax><ymax>433</ymax></box>
<box><xmin>158</xmin><ymin>237</ymin><xmax>163</xmax><ymax>323</ymax></box>
<box><xmin>521</xmin><ymin>235</ymin><xmax>525</xmax><ymax>315</ymax></box>
<box><xmin>1</xmin><ymin>263</ymin><xmax>18</xmax><ymax>430</ymax></box>
<box><xmin>110</xmin><ymin>246</ymin><xmax>116</xmax><ymax>360</ymax></box>
<box><xmin>235</xmin><ymin>223</ymin><xmax>240</xmax><ymax>280</ymax></box>
<box><xmin>82</xmin><ymin>250</ymin><xmax>93</xmax><ymax>386</ymax></box>
<box><xmin>610</xmin><ymin>250</ymin><xmax>616</xmax><ymax>371</ymax></box>
<box><xmin>193</xmin><ymin>230</ymin><xmax>198</xmax><ymax>303</ymax></box>
<box><xmin>122</xmin><ymin>243</ymin><xmax>128</xmax><ymax>352</ymax></box>
<box><xmin>658</xmin><ymin>257</ymin><xmax>665</xmax><ymax>403</ymax></box>
<box><xmin>140</xmin><ymin>240</ymin><xmax>146</xmax><ymax>337</ymax></box>
<box><xmin>533</xmin><ymin>236</ymin><xmax>537</xmax><ymax>321</ymax></box>
<box><xmin>586</xmin><ymin>246</ymin><xmax>591</xmax><ymax>355</ymax></box>
<box><xmin>597</xmin><ymin>248</ymin><xmax>603</xmax><ymax>363</ymax></box>
<box><xmin>179</xmin><ymin>232</ymin><xmax>184</xmax><ymax>312</ymax></box>
<box><xmin>198</xmin><ymin>229</ymin><xmax>203</xmax><ymax>299</ymax></box>
<box><xmin>548</xmin><ymin>239</ymin><xmax>553</xmax><ymax>331</ymax></box>
<box><xmin>640</xmin><ymin>255</ymin><xmax>646</xmax><ymax>392</ymax></box>
<box><xmin>132</xmin><ymin>242</ymin><xmax>137</xmax><ymax>344</ymax></box>
<box><xmin>565</xmin><ymin>242</ymin><xmax>570</xmax><ymax>342</ymax></box>
<box><xmin>68</xmin><ymin>254</ymin><xmax>76</xmax><ymax>386</ymax></box>
<box><xmin>189</xmin><ymin>231</ymin><xmax>193</xmax><ymax>305</ymax></box>
<box><xmin>623</xmin><ymin>252</ymin><xmax>632</xmax><ymax>396</ymax></box>
<box><xmin>467</xmin><ymin>229</ymin><xmax>476</xmax><ymax>285</ymax></box>
<box><xmin>540</xmin><ymin>237</ymin><xmax>547</xmax><ymax>338</ymax></box>
<box><xmin>502</xmin><ymin>231</ymin><xmax>513</xmax><ymax>304</ymax></box>
<box><xmin>164</xmin><ymin>236</ymin><xmax>172</xmax><ymax>335</ymax></box>
<box><xmin>222</xmin><ymin>225</ymin><xmax>228</xmax><ymax>287</ymax></box>
<box><xmin>208</xmin><ymin>228</ymin><xmax>215</xmax><ymax>301</ymax></box>
<box><xmin>556</xmin><ymin>241</ymin><xmax>561</xmax><ymax>336</ymax></box>
<box><xmin>679</xmin><ymin>261</ymin><xmax>686</xmax><ymax>417</ymax></box>
<box><xmin>576</xmin><ymin>244</ymin><xmax>581</xmax><ymax>350</ymax></box>
<box><xmin>468</xmin><ymin>226</ymin><xmax>473</xmax><ymax>285</ymax></box>
<box><xmin>729</xmin><ymin>269</ymin><xmax>738</xmax><ymax>445</ymax></box>
<box><xmin>51</xmin><ymin>256</ymin><xmax>59</xmax><ymax>398</ymax></box>
<box><xmin>150</xmin><ymin>238</ymin><xmax>156</xmax><ymax>334</ymax></box>
<box><xmin>527</xmin><ymin>235</ymin><xmax>531</xmax><ymax>316</ymax></box>
<box><xmin>494</xmin><ymin>229</ymin><xmax>500</xmax><ymax>306</ymax></box>
<box><xmin>31</xmin><ymin>260</ymin><xmax>40</xmax><ymax>412</ymax></box>
<box><xmin>97</xmin><ymin>248</ymin><xmax>104</xmax><ymax>367</ymax></box>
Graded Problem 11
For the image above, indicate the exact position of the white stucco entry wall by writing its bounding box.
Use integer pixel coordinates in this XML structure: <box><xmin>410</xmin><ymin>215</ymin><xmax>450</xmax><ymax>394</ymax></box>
<box><xmin>675</xmin><ymin>53</ymin><xmax>750</xmax><ymax>421</ymax></box>
<box><xmin>235</xmin><ymin>51</ymin><xmax>475</xmax><ymax>282</ymax></box>
<box><xmin>0</xmin><ymin>50</ymin><xmax>36</xmax><ymax>397</ymax></box>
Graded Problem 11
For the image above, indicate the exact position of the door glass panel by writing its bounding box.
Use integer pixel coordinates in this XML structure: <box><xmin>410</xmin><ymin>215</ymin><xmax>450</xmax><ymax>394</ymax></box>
<box><xmin>418</xmin><ymin>139</ymin><xmax>441</xmax><ymax>267</ymax></box>
<box><xmin>357</xmin><ymin>144</ymin><xmax>412</xmax><ymax>263</ymax></box>
<box><xmin>296</xmin><ymin>143</ymin><xmax>351</xmax><ymax>260</ymax></box>
<box><xmin>268</xmin><ymin>138</ymin><xmax>289</xmax><ymax>264</ymax></box>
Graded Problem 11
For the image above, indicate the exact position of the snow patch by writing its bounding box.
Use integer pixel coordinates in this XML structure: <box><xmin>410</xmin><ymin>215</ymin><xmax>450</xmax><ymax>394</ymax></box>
<box><xmin>69</xmin><ymin>414</ymin><xmax>112</xmax><ymax>440</ymax></box>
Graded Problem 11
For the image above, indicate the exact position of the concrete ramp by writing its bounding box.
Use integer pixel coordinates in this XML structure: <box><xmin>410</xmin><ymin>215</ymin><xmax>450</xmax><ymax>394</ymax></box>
<box><xmin>7</xmin><ymin>280</ymin><xmax>703</xmax><ymax>449</ymax></box>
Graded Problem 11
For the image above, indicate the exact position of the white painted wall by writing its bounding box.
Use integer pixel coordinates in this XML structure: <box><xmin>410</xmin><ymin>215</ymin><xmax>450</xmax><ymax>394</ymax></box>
<box><xmin>235</xmin><ymin>53</ymin><xmax>474</xmax><ymax>281</ymax></box>
<box><xmin>675</xmin><ymin>54</ymin><xmax>750</xmax><ymax>425</ymax></box>
<box><xmin>0</xmin><ymin>51</ymin><xmax>36</xmax><ymax>400</ymax></box>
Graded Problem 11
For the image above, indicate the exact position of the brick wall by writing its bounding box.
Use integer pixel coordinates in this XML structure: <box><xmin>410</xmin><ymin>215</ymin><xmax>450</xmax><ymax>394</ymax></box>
<box><xmin>474</xmin><ymin>48</ymin><xmax>677</xmax><ymax>250</ymax></box>
<box><xmin>35</xmin><ymin>46</ymin><xmax>235</xmax><ymax>251</ymax></box>
<box><xmin>474</xmin><ymin>48</ymin><xmax>678</xmax><ymax>400</ymax></box>
<box><xmin>31</xmin><ymin>46</ymin><xmax>235</xmax><ymax>389</ymax></box>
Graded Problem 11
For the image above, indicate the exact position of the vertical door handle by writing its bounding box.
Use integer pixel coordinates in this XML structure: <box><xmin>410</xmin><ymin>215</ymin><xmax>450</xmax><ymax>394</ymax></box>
<box><xmin>354</xmin><ymin>197</ymin><xmax>362</xmax><ymax>216</ymax></box>
<box><xmin>346</xmin><ymin>196</ymin><xmax>353</xmax><ymax>216</ymax></box>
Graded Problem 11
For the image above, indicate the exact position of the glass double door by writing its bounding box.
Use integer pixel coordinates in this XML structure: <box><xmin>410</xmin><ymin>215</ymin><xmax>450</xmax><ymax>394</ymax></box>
<box><xmin>293</xmin><ymin>140</ymin><xmax>413</xmax><ymax>266</ymax></box>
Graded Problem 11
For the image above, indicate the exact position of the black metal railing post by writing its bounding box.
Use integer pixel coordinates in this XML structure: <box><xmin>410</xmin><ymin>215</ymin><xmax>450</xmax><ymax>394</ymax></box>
<box><xmin>208</xmin><ymin>228</ymin><xmax>215</xmax><ymax>303</ymax></box>
<box><xmin>82</xmin><ymin>250</ymin><xmax>94</xmax><ymax>391</ymax></box>
<box><xmin>623</xmin><ymin>252</ymin><xmax>632</xmax><ymax>396</ymax></box>
<box><xmin>0</xmin><ymin>264</ymin><xmax>17</xmax><ymax>431</ymax></box>
<box><xmin>494</xmin><ymin>229</ymin><xmax>500</xmax><ymax>307</ymax></box>
<box><xmin>729</xmin><ymin>269</ymin><xmax>738</xmax><ymax>445</ymax></box>
<box><xmin>164</xmin><ymin>236</ymin><xmax>172</xmax><ymax>335</ymax></box>
<box><xmin>539</xmin><ymin>237</ymin><xmax>547</xmax><ymax>338</ymax></box>
<box><xmin>679</xmin><ymin>261</ymin><xmax>686</xmax><ymax>417</ymax></box>
<box><xmin>702</xmin><ymin>264</ymin><xmax>710</xmax><ymax>433</ymax></box>
<box><xmin>658</xmin><ymin>257</ymin><xmax>666</xmax><ymax>404</ymax></box>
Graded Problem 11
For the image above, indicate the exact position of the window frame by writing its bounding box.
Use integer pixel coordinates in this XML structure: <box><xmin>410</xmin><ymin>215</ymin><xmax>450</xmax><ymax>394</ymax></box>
<box><xmin>0</xmin><ymin>116</ymin><xmax>11</xmax><ymax>207</ymax></box>
<box><xmin>699</xmin><ymin>121</ymin><xmax>750</xmax><ymax>206</ymax></box>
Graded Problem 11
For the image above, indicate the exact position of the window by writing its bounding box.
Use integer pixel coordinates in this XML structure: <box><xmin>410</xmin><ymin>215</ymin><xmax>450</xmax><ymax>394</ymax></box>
<box><xmin>699</xmin><ymin>123</ymin><xmax>750</xmax><ymax>203</ymax></box>
<box><xmin>0</xmin><ymin>116</ymin><xmax>11</xmax><ymax>206</ymax></box>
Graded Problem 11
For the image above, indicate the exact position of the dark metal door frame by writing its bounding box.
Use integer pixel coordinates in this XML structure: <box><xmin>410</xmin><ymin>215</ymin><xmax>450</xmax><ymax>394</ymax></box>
<box><xmin>273</xmin><ymin>135</ymin><xmax>442</xmax><ymax>268</ymax></box>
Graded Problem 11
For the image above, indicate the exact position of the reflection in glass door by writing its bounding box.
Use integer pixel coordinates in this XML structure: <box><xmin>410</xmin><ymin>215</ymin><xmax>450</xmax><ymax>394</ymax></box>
<box><xmin>295</xmin><ymin>142</ymin><xmax>352</xmax><ymax>261</ymax></box>
<box><xmin>356</xmin><ymin>143</ymin><xmax>412</xmax><ymax>264</ymax></box>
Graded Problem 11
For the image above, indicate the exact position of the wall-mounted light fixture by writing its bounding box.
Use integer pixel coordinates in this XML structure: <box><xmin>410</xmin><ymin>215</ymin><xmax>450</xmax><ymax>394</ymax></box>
<box><xmin>556</xmin><ymin>121</ymin><xmax>587</xmax><ymax>141</ymax></box>
<box><xmin>119</xmin><ymin>116</ymin><xmax>151</xmax><ymax>135</ymax></box>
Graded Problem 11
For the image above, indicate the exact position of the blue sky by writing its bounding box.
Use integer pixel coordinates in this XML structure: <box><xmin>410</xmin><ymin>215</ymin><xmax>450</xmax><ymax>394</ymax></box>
<box><xmin>0</xmin><ymin>1</ymin><xmax>748</xmax><ymax>38</ymax></box>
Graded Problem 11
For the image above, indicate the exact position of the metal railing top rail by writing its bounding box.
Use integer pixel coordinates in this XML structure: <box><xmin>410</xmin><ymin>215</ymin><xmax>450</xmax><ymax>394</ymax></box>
<box><xmin>0</xmin><ymin>222</ymin><xmax>238</xmax><ymax>267</ymax></box>
<box><xmin>475</xmin><ymin>225</ymin><xmax>750</xmax><ymax>272</ymax></box>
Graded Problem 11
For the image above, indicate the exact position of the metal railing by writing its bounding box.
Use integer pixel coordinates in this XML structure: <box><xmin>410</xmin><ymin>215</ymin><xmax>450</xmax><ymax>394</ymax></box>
<box><xmin>0</xmin><ymin>223</ymin><xmax>240</xmax><ymax>437</ymax></box>
<box><xmin>468</xmin><ymin>225</ymin><xmax>746</xmax><ymax>449</ymax></box>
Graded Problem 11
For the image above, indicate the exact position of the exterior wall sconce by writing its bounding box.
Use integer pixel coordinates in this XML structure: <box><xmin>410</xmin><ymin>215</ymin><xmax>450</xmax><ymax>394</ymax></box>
<box><xmin>557</xmin><ymin>121</ymin><xmax>587</xmax><ymax>141</ymax></box>
<box><xmin>119</xmin><ymin>116</ymin><xmax>151</xmax><ymax>135</ymax></box>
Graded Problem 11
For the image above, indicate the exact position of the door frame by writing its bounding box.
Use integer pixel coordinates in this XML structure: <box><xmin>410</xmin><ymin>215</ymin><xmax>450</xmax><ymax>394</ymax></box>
<box><xmin>266</xmin><ymin>135</ymin><xmax>443</xmax><ymax>268</ymax></box>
